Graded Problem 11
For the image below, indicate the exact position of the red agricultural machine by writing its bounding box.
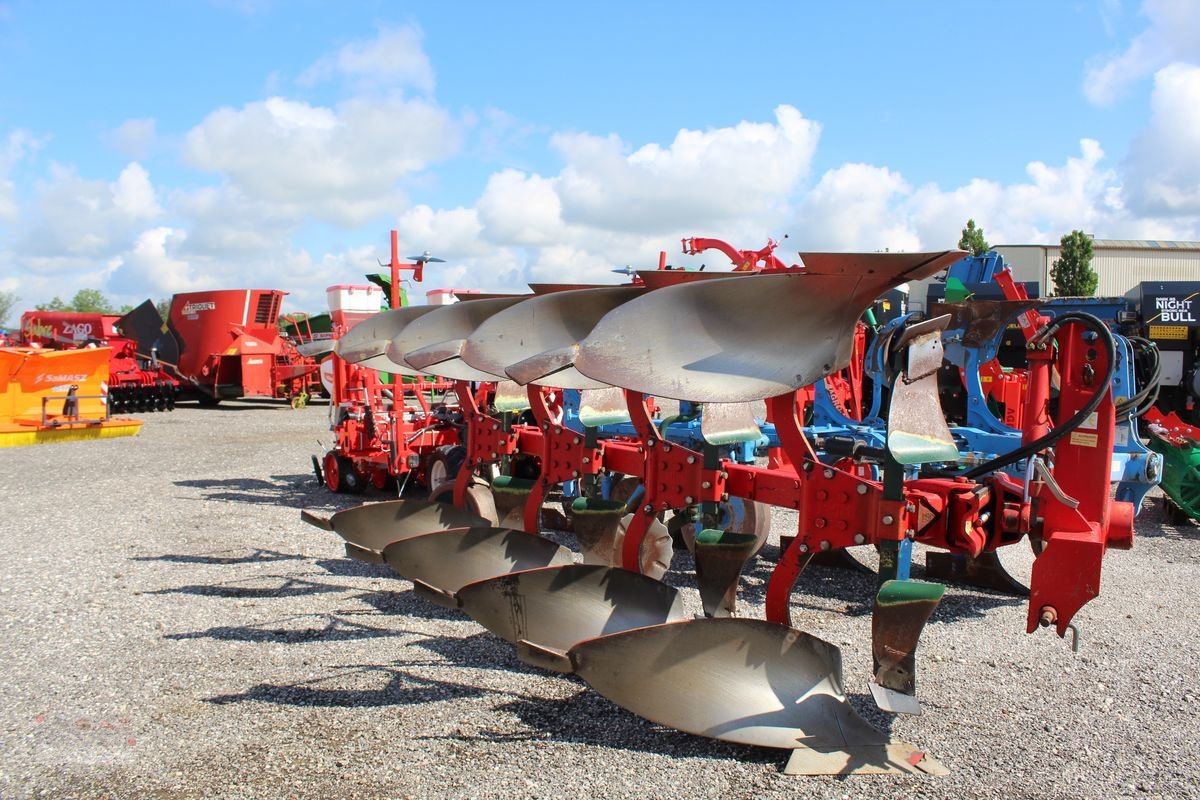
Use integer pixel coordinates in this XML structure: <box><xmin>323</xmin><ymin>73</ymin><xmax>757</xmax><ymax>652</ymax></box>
<box><xmin>17</xmin><ymin>310</ymin><xmax>179</xmax><ymax>413</ymax></box>
<box><xmin>303</xmin><ymin>238</ymin><xmax>1135</xmax><ymax>776</ymax></box>
<box><xmin>120</xmin><ymin>289</ymin><xmax>320</xmax><ymax>406</ymax></box>
<box><xmin>314</xmin><ymin>231</ymin><xmax>465</xmax><ymax>494</ymax></box>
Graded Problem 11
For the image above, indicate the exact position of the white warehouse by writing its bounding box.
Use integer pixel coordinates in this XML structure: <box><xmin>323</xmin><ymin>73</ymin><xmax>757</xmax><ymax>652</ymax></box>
<box><xmin>994</xmin><ymin>239</ymin><xmax>1200</xmax><ymax>297</ymax></box>
<box><xmin>910</xmin><ymin>239</ymin><xmax>1200</xmax><ymax>311</ymax></box>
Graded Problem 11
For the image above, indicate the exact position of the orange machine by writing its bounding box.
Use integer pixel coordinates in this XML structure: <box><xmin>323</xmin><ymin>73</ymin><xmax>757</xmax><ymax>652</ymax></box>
<box><xmin>0</xmin><ymin>346</ymin><xmax>142</xmax><ymax>447</ymax></box>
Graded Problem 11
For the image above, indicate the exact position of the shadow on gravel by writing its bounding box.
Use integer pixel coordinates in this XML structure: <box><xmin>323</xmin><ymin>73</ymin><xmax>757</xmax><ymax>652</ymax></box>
<box><xmin>726</xmin><ymin>545</ymin><xmax>1025</xmax><ymax>623</ymax></box>
<box><xmin>1119</xmin><ymin>495</ymin><xmax>1200</xmax><ymax>538</ymax></box>
<box><xmin>173</xmin><ymin>474</ymin><xmax>319</xmax><ymax>507</ymax></box>
<box><xmin>148</xmin><ymin>575</ymin><xmax>348</xmax><ymax>599</ymax></box>
<box><xmin>409</xmin><ymin>631</ymin><xmax>542</xmax><ymax>674</ymax></box>
<box><xmin>354</xmin><ymin>589</ymin><xmax>468</xmax><ymax>622</ymax></box>
<box><xmin>429</xmin><ymin>689</ymin><xmax>778</xmax><ymax>768</ymax></box>
<box><xmin>132</xmin><ymin>548</ymin><xmax>306</xmax><ymax>565</ymax></box>
<box><xmin>316</xmin><ymin>558</ymin><xmax>394</xmax><ymax>579</ymax></box>
<box><xmin>165</xmin><ymin>612</ymin><xmax>407</xmax><ymax>644</ymax></box>
<box><xmin>207</xmin><ymin>664</ymin><xmax>491</xmax><ymax>708</ymax></box>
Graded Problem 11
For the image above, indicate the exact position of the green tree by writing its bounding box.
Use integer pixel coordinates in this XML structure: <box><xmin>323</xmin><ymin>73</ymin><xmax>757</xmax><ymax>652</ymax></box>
<box><xmin>68</xmin><ymin>289</ymin><xmax>115</xmax><ymax>313</ymax></box>
<box><xmin>1050</xmin><ymin>230</ymin><xmax>1099</xmax><ymax>296</ymax></box>
<box><xmin>35</xmin><ymin>296</ymin><xmax>67</xmax><ymax>311</ymax></box>
<box><xmin>34</xmin><ymin>289</ymin><xmax>117</xmax><ymax>313</ymax></box>
<box><xmin>0</xmin><ymin>290</ymin><xmax>18</xmax><ymax>328</ymax></box>
<box><xmin>155</xmin><ymin>298</ymin><xmax>171</xmax><ymax>320</ymax></box>
<box><xmin>958</xmin><ymin>219</ymin><xmax>990</xmax><ymax>255</ymax></box>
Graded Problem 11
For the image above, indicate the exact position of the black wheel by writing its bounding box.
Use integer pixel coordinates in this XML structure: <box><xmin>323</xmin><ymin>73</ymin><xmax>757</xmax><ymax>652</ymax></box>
<box><xmin>667</xmin><ymin>510</ymin><xmax>692</xmax><ymax>550</ymax></box>
<box><xmin>323</xmin><ymin>451</ymin><xmax>365</xmax><ymax>494</ymax></box>
<box><xmin>427</xmin><ymin>444</ymin><xmax>467</xmax><ymax>497</ymax></box>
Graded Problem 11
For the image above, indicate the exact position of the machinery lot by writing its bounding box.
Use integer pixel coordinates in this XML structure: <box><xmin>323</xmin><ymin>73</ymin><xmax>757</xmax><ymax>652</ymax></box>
<box><xmin>1</xmin><ymin>401</ymin><xmax>1197</xmax><ymax>800</ymax></box>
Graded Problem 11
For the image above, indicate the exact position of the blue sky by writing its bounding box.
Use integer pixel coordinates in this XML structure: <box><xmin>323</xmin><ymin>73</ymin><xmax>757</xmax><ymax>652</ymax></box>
<box><xmin>1</xmin><ymin>1</ymin><xmax>1198</xmax><ymax>317</ymax></box>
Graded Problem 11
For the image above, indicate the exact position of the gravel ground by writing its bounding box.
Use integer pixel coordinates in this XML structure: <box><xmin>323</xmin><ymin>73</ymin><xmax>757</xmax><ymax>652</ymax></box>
<box><xmin>1</xmin><ymin>400</ymin><xmax>1197</xmax><ymax>800</ymax></box>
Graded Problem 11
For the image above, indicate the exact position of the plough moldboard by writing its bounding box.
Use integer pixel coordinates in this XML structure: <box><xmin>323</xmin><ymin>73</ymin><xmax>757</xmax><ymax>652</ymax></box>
<box><xmin>302</xmin><ymin>241</ymin><xmax>1137</xmax><ymax>776</ymax></box>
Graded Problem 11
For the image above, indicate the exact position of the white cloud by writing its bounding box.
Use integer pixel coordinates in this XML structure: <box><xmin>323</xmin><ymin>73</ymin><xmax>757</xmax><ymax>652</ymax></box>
<box><xmin>908</xmin><ymin>139</ymin><xmax>1121</xmax><ymax>247</ymax></box>
<box><xmin>525</xmin><ymin>243</ymin><xmax>624</xmax><ymax>285</ymax></box>
<box><xmin>299</xmin><ymin>25</ymin><xmax>435</xmax><ymax>93</ymax></box>
<box><xmin>476</xmin><ymin>169</ymin><xmax>563</xmax><ymax>245</ymax></box>
<box><xmin>395</xmin><ymin>204</ymin><xmax>488</xmax><ymax>258</ymax></box>
<box><xmin>1084</xmin><ymin>0</ymin><xmax>1200</xmax><ymax>105</ymax></box>
<box><xmin>171</xmin><ymin>185</ymin><xmax>292</xmax><ymax>256</ymax></box>
<box><xmin>552</xmin><ymin>105</ymin><xmax>820</xmax><ymax>233</ymax></box>
<box><xmin>1123</xmin><ymin>63</ymin><xmax>1200</xmax><ymax>215</ymax></box>
<box><xmin>786</xmin><ymin>135</ymin><xmax>1200</xmax><ymax>252</ymax></box>
<box><xmin>111</xmin><ymin>162</ymin><xmax>162</xmax><ymax>219</ymax></box>
<box><xmin>106</xmin><ymin>118</ymin><xmax>158</xmax><ymax>160</ymax></box>
<box><xmin>107</xmin><ymin>227</ymin><xmax>201</xmax><ymax>297</ymax></box>
<box><xmin>0</xmin><ymin>129</ymin><xmax>43</xmax><ymax>222</ymax></box>
<box><xmin>793</xmin><ymin>163</ymin><xmax>919</xmax><ymax>251</ymax></box>
<box><xmin>183</xmin><ymin>96</ymin><xmax>459</xmax><ymax>226</ymax></box>
<box><xmin>17</xmin><ymin>161</ymin><xmax>162</xmax><ymax>260</ymax></box>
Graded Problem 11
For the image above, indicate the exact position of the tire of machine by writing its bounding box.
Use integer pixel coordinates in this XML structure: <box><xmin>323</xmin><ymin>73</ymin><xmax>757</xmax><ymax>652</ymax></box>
<box><xmin>323</xmin><ymin>451</ymin><xmax>365</xmax><ymax>494</ymax></box>
<box><xmin>426</xmin><ymin>444</ymin><xmax>467</xmax><ymax>498</ymax></box>
<box><xmin>462</xmin><ymin>481</ymin><xmax>500</xmax><ymax>527</ymax></box>
<box><xmin>669</xmin><ymin>498</ymin><xmax>771</xmax><ymax>557</ymax></box>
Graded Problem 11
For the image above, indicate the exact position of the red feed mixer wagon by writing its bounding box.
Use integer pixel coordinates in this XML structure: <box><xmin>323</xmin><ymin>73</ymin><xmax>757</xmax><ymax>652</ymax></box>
<box><xmin>124</xmin><ymin>288</ymin><xmax>322</xmax><ymax>406</ymax></box>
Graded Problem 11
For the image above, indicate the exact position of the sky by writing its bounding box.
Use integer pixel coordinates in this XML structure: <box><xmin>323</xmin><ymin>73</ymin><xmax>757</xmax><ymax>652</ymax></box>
<box><xmin>2</xmin><ymin>0</ymin><xmax>1199</xmax><ymax>318</ymax></box>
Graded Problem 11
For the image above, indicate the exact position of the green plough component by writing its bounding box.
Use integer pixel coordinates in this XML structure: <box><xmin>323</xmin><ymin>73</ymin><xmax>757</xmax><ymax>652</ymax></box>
<box><xmin>1146</xmin><ymin>436</ymin><xmax>1200</xmax><ymax>521</ymax></box>
<box><xmin>871</xmin><ymin>579</ymin><xmax>945</xmax><ymax>715</ymax></box>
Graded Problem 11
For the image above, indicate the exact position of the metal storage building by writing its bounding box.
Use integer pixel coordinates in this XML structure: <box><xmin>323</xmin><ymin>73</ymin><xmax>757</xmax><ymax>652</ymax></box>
<box><xmin>909</xmin><ymin>239</ymin><xmax>1200</xmax><ymax>312</ymax></box>
<box><xmin>994</xmin><ymin>239</ymin><xmax>1200</xmax><ymax>297</ymax></box>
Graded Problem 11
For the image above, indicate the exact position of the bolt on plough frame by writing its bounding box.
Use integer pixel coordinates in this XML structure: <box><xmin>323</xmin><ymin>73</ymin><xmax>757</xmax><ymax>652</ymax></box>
<box><xmin>303</xmin><ymin>238</ymin><xmax>1134</xmax><ymax>775</ymax></box>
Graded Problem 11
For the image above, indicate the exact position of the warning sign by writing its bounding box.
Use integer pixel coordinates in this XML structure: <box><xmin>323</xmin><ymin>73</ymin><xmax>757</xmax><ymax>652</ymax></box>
<box><xmin>1069</xmin><ymin>431</ymin><xmax>1098</xmax><ymax>448</ymax></box>
<box><xmin>1148</xmin><ymin>325</ymin><xmax>1189</xmax><ymax>340</ymax></box>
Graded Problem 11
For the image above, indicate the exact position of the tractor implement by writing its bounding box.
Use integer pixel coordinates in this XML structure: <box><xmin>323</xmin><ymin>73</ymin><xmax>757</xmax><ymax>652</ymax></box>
<box><xmin>300</xmin><ymin>499</ymin><xmax>490</xmax><ymax>563</ymax></box>
<box><xmin>455</xmin><ymin>564</ymin><xmax>687</xmax><ymax>673</ymax></box>
<box><xmin>381</xmin><ymin>527</ymin><xmax>573</xmax><ymax>608</ymax></box>
<box><xmin>1144</xmin><ymin>407</ymin><xmax>1200</xmax><ymax>522</ymax></box>
<box><xmin>303</xmin><ymin>238</ymin><xmax>1140</xmax><ymax>776</ymax></box>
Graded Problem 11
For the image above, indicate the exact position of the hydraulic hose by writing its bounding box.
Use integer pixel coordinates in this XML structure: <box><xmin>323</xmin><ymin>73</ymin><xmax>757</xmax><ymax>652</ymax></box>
<box><xmin>1115</xmin><ymin>336</ymin><xmax>1160</xmax><ymax>418</ymax></box>
<box><xmin>961</xmin><ymin>311</ymin><xmax>1117</xmax><ymax>480</ymax></box>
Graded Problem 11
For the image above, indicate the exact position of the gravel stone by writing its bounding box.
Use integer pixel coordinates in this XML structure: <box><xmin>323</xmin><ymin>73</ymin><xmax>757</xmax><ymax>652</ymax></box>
<box><xmin>0</xmin><ymin>399</ymin><xmax>1197</xmax><ymax>799</ymax></box>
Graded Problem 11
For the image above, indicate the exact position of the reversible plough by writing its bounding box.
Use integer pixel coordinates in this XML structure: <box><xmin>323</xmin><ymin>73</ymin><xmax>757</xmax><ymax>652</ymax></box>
<box><xmin>303</xmin><ymin>240</ymin><xmax>1135</xmax><ymax>775</ymax></box>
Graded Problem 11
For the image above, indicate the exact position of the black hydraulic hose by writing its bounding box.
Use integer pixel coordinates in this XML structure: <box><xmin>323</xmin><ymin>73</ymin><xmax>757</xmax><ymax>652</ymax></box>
<box><xmin>1131</xmin><ymin>383</ymin><xmax>1162</xmax><ymax>418</ymax></box>
<box><xmin>961</xmin><ymin>312</ymin><xmax>1117</xmax><ymax>480</ymax></box>
<box><xmin>1115</xmin><ymin>336</ymin><xmax>1160</xmax><ymax>418</ymax></box>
